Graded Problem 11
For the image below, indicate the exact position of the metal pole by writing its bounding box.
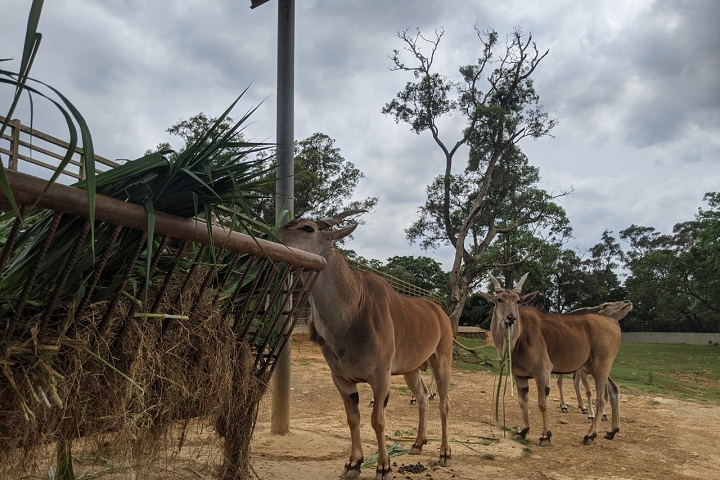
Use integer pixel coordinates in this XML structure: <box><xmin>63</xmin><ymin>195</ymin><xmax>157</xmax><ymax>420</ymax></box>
<box><xmin>271</xmin><ymin>0</ymin><xmax>294</xmax><ymax>434</ymax></box>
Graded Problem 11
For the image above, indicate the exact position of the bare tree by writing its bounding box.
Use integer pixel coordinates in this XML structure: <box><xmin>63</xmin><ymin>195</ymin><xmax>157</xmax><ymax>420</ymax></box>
<box><xmin>383</xmin><ymin>26</ymin><xmax>565</xmax><ymax>332</ymax></box>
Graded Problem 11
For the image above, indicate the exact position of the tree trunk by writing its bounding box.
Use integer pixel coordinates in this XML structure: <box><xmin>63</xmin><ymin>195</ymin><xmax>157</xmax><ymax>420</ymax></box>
<box><xmin>447</xmin><ymin>271</ymin><xmax>469</xmax><ymax>337</ymax></box>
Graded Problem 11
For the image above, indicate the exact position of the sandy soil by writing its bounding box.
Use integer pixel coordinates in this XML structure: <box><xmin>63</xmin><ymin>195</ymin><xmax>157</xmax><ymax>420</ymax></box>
<box><xmin>14</xmin><ymin>334</ymin><xmax>718</xmax><ymax>480</ymax></box>
<box><xmin>249</xmin><ymin>335</ymin><xmax>719</xmax><ymax>480</ymax></box>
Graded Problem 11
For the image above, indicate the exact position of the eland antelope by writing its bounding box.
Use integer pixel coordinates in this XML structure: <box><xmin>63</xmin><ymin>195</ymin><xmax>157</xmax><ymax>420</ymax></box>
<box><xmin>278</xmin><ymin>210</ymin><xmax>453</xmax><ymax>480</ymax></box>
<box><xmin>557</xmin><ymin>369</ymin><xmax>597</xmax><ymax>416</ymax></box>
<box><xmin>482</xmin><ymin>273</ymin><xmax>622</xmax><ymax>446</ymax></box>
<box><xmin>558</xmin><ymin>301</ymin><xmax>633</xmax><ymax>419</ymax></box>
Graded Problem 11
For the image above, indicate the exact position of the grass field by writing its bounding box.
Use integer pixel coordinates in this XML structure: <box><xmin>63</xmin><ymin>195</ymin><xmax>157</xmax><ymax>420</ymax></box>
<box><xmin>454</xmin><ymin>336</ymin><xmax>720</xmax><ymax>405</ymax></box>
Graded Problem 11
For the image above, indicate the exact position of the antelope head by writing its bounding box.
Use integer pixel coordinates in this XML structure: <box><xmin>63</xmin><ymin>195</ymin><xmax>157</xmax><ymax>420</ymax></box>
<box><xmin>277</xmin><ymin>209</ymin><xmax>366</xmax><ymax>256</ymax></box>
<box><xmin>596</xmin><ymin>300</ymin><xmax>633</xmax><ymax>321</ymax></box>
<box><xmin>481</xmin><ymin>273</ymin><xmax>536</xmax><ymax>328</ymax></box>
<box><xmin>570</xmin><ymin>300</ymin><xmax>633</xmax><ymax>321</ymax></box>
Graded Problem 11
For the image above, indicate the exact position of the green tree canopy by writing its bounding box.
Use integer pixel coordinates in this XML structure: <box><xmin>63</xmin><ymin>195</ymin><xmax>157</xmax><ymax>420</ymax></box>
<box><xmin>259</xmin><ymin>132</ymin><xmax>378</xmax><ymax>222</ymax></box>
<box><xmin>152</xmin><ymin>118</ymin><xmax>377</xmax><ymax>227</ymax></box>
<box><xmin>619</xmin><ymin>192</ymin><xmax>720</xmax><ymax>332</ymax></box>
<box><xmin>148</xmin><ymin>112</ymin><xmax>252</xmax><ymax>161</ymax></box>
<box><xmin>381</xmin><ymin>255</ymin><xmax>450</xmax><ymax>294</ymax></box>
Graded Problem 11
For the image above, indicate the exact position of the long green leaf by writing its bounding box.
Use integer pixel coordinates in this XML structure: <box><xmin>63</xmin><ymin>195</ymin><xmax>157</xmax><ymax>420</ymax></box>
<box><xmin>1</xmin><ymin>0</ymin><xmax>97</xmax><ymax>252</ymax></box>
<box><xmin>0</xmin><ymin>77</ymin><xmax>81</xmax><ymax>189</ymax></box>
<box><xmin>23</xmin><ymin>74</ymin><xmax>97</xmax><ymax>248</ymax></box>
<box><xmin>0</xmin><ymin>0</ymin><xmax>45</xmax><ymax>217</ymax></box>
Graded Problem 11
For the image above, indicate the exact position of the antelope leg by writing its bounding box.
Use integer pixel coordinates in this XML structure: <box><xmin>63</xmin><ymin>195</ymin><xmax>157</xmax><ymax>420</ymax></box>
<box><xmin>332</xmin><ymin>374</ymin><xmax>363</xmax><ymax>479</ymax></box>
<box><xmin>403</xmin><ymin>370</ymin><xmax>428</xmax><ymax>454</ymax></box>
<box><xmin>369</xmin><ymin>374</ymin><xmax>392</xmax><ymax>480</ymax></box>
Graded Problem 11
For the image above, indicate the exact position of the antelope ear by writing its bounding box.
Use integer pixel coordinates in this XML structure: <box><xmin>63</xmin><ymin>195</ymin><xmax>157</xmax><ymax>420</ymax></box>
<box><xmin>519</xmin><ymin>292</ymin><xmax>537</xmax><ymax>304</ymax></box>
<box><xmin>324</xmin><ymin>223</ymin><xmax>358</xmax><ymax>241</ymax></box>
<box><xmin>481</xmin><ymin>292</ymin><xmax>496</xmax><ymax>303</ymax></box>
<box><xmin>316</xmin><ymin>220</ymin><xmax>333</xmax><ymax>230</ymax></box>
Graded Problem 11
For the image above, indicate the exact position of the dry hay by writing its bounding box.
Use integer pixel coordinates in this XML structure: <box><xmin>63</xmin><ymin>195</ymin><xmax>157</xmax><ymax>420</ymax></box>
<box><xmin>0</xmin><ymin>269</ymin><xmax>271</xmax><ymax>479</ymax></box>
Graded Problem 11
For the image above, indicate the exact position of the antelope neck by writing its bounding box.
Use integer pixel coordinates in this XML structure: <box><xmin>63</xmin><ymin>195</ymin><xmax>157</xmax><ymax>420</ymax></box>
<box><xmin>309</xmin><ymin>248</ymin><xmax>362</xmax><ymax>336</ymax></box>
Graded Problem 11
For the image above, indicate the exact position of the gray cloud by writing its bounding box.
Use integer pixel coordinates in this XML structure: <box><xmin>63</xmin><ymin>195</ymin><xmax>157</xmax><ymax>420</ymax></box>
<box><xmin>2</xmin><ymin>0</ymin><xmax>718</xmax><ymax>270</ymax></box>
<box><xmin>539</xmin><ymin>0</ymin><xmax>720</xmax><ymax>150</ymax></box>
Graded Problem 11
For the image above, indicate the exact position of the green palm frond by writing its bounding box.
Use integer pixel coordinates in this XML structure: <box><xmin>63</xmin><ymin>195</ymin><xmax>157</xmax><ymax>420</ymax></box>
<box><xmin>0</xmin><ymin>98</ymin><xmax>281</xmax><ymax>459</ymax></box>
<box><xmin>1</xmin><ymin>0</ymin><xmax>97</xmax><ymax>234</ymax></box>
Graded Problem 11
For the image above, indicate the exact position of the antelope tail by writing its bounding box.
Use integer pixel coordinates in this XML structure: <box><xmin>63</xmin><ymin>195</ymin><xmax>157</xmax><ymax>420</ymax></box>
<box><xmin>453</xmin><ymin>337</ymin><xmax>481</xmax><ymax>355</ymax></box>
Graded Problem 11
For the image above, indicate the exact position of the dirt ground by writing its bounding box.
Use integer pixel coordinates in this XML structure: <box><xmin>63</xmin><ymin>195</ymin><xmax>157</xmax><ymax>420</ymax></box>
<box><xmin>249</xmin><ymin>334</ymin><xmax>720</xmax><ymax>480</ymax></box>
<box><xmin>13</xmin><ymin>334</ymin><xmax>718</xmax><ymax>480</ymax></box>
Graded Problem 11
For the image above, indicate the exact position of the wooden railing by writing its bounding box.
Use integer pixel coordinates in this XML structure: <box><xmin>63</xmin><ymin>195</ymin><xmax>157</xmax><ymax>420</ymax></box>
<box><xmin>0</xmin><ymin>115</ymin><xmax>120</xmax><ymax>181</ymax></box>
<box><xmin>347</xmin><ymin>258</ymin><xmax>446</xmax><ymax>306</ymax></box>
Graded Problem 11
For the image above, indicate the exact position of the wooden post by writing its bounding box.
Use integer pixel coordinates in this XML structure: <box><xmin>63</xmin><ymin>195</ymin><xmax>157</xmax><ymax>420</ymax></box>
<box><xmin>8</xmin><ymin>119</ymin><xmax>21</xmax><ymax>171</ymax></box>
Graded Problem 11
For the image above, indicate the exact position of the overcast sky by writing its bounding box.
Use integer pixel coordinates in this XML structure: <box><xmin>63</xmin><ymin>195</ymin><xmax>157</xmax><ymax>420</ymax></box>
<box><xmin>2</xmin><ymin>0</ymin><xmax>719</xmax><ymax>270</ymax></box>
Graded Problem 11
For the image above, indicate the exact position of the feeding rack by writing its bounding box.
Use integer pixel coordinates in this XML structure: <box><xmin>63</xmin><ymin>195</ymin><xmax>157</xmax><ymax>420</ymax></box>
<box><xmin>0</xmin><ymin>118</ymin><xmax>325</xmax><ymax>477</ymax></box>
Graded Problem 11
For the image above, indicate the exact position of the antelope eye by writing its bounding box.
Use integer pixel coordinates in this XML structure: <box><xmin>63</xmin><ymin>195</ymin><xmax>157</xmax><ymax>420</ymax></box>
<box><xmin>497</xmin><ymin>298</ymin><xmax>504</xmax><ymax>303</ymax></box>
<box><xmin>300</xmin><ymin>225</ymin><xmax>314</xmax><ymax>233</ymax></box>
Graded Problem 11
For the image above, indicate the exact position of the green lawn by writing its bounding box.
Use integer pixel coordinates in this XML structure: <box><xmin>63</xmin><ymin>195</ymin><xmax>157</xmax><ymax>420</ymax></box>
<box><xmin>453</xmin><ymin>337</ymin><xmax>720</xmax><ymax>405</ymax></box>
<box><xmin>452</xmin><ymin>337</ymin><xmax>500</xmax><ymax>374</ymax></box>
<box><xmin>611</xmin><ymin>343</ymin><xmax>720</xmax><ymax>404</ymax></box>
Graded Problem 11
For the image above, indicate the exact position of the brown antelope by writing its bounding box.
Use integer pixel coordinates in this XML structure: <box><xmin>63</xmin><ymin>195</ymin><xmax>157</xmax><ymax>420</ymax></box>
<box><xmin>557</xmin><ymin>369</ymin><xmax>597</xmax><ymax>417</ymax></box>
<box><xmin>409</xmin><ymin>336</ymin><xmax>480</xmax><ymax>405</ymax></box>
<box><xmin>482</xmin><ymin>273</ymin><xmax>622</xmax><ymax>445</ymax></box>
<box><xmin>558</xmin><ymin>301</ymin><xmax>633</xmax><ymax>419</ymax></box>
<box><xmin>277</xmin><ymin>210</ymin><xmax>453</xmax><ymax>480</ymax></box>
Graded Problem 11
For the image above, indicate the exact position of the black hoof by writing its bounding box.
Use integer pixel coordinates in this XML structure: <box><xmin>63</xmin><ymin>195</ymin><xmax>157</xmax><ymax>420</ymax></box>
<box><xmin>439</xmin><ymin>453</ymin><xmax>452</xmax><ymax>467</ymax></box>
<box><xmin>604</xmin><ymin>427</ymin><xmax>620</xmax><ymax>440</ymax></box>
<box><xmin>409</xmin><ymin>439</ymin><xmax>427</xmax><ymax>454</ymax></box>
<box><xmin>340</xmin><ymin>457</ymin><xmax>363</xmax><ymax>479</ymax></box>
<box><xmin>410</xmin><ymin>398</ymin><xmax>416</xmax><ymax>405</ymax></box>
<box><xmin>518</xmin><ymin>427</ymin><xmax>530</xmax><ymax>439</ymax></box>
<box><xmin>539</xmin><ymin>431</ymin><xmax>552</xmax><ymax>446</ymax></box>
<box><xmin>375</xmin><ymin>465</ymin><xmax>392</xmax><ymax>480</ymax></box>
<box><xmin>561</xmin><ymin>406</ymin><xmax>568</xmax><ymax>413</ymax></box>
<box><xmin>582</xmin><ymin>433</ymin><xmax>597</xmax><ymax>445</ymax></box>
<box><xmin>601</xmin><ymin>413</ymin><xmax>609</xmax><ymax>421</ymax></box>
<box><xmin>581</xmin><ymin>407</ymin><xmax>589</xmax><ymax>414</ymax></box>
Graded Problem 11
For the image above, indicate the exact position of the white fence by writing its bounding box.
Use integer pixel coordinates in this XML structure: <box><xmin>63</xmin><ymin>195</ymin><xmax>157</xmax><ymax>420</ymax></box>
<box><xmin>622</xmin><ymin>332</ymin><xmax>720</xmax><ymax>345</ymax></box>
